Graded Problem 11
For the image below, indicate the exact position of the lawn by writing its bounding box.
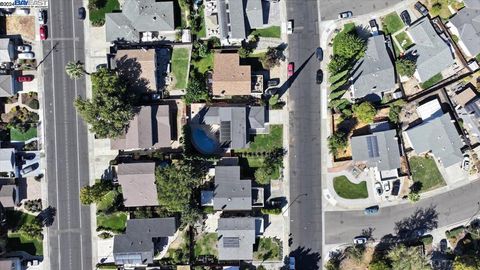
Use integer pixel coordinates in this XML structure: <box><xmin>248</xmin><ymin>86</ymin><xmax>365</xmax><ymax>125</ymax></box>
<box><xmin>240</xmin><ymin>125</ymin><xmax>283</xmax><ymax>153</ymax></box>
<box><xmin>10</xmin><ymin>126</ymin><xmax>37</xmax><ymax>142</ymax></box>
<box><xmin>7</xmin><ymin>232</ymin><xmax>43</xmax><ymax>256</ymax></box>
<box><xmin>192</xmin><ymin>52</ymin><xmax>213</xmax><ymax>74</ymax></box>
<box><xmin>333</xmin><ymin>176</ymin><xmax>368</xmax><ymax>199</ymax></box>
<box><xmin>171</xmin><ymin>48</ymin><xmax>190</xmax><ymax>89</ymax></box>
<box><xmin>197</xmin><ymin>6</ymin><xmax>206</xmax><ymax>38</ymax></box>
<box><xmin>89</xmin><ymin>0</ymin><xmax>120</xmax><ymax>25</ymax></box>
<box><xmin>96</xmin><ymin>190</ymin><xmax>119</xmax><ymax>212</ymax></box>
<box><xmin>395</xmin><ymin>31</ymin><xmax>413</xmax><ymax>50</ymax></box>
<box><xmin>97</xmin><ymin>212</ymin><xmax>127</xmax><ymax>233</ymax></box>
<box><xmin>409</xmin><ymin>156</ymin><xmax>446</xmax><ymax>192</ymax></box>
<box><xmin>382</xmin><ymin>12</ymin><xmax>404</xmax><ymax>35</ymax></box>
<box><xmin>251</xmin><ymin>26</ymin><xmax>281</xmax><ymax>38</ymax></box>
<box><xmin>420</xmin><ymin>73</ymin><xmax>443</xmax><ymax>89</ymax></box>
<box><xmin>194</xmin><ymin>233</ymin><xmax>218</xmax><ymax>258</ymax></box>
<box><xmin>254</xmin><ymin>237</ymin><xmax>282</xmax><ymax>261</ymax></box>
<box><xmin>333</xmin><ymin>23</ymin><xmax>356</xmax><ymax>55</ymax></box>
<box><xmin>428</xmin><ymin>0</ymin><xmax>453</xmax><ymax>19</ymax></box>
<box><xmin>239</xmin><ymin>157</ymin><xmax>280</xmax><ymax>180</ymax></box>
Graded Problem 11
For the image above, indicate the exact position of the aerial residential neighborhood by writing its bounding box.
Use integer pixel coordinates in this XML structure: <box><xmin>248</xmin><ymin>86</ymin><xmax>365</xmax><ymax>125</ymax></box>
<box><xmin>0</xmin><ymin>0</ymin><xmax>479</xmax><ymax>269</ymax></box>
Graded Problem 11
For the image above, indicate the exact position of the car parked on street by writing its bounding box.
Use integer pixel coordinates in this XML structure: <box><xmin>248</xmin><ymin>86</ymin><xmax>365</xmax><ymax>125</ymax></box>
<box><xmin>316</xmin><ymin>47</ymin><xmax>323</xmax><ymax>61</ymax></box>
<box><xmin>288</xmin><ymin>62</ymin><xmax>294</xmax><ymax>77</ymax></box>
<box><xmin>415</xmin><ymin>2</ymin><xmax>429</xmax><ymax>16</ymax></box>
<box><xmin>400</xmin><ymin>10</ymin><xmax>411</xmax><ymax>26</ymax></box>
<box><xmin>287</xmin><ymin>20</ymin><xmax>293</xmax><ymax>34</ymax></box>
<box><xmin>37</xmin><ymin>9</ymin><xmax>46</xmax><ymax>24</ymax></box>
<box><xmin>353</xmin><ymin>236</ymin><xmax>368</xmax><ymax>245</ymax></box>
<box><xmin>40</xmin><ymin>25</ymin><xmax>47</xmax><ymax>40</ymax></box>
<box><xmin>289</xmin><ymin>257</ymin><xmax>295</xmax><ymax>270</ymax></box>
<box><xmin>17</xmin><ymin>75</ymin><xmax>34</xmax><ymax>82</ymax></box>
<box><xmin>78</xmin><ymin>7</ymin><xmax>86</xmax><ymax>20</ymax></box>
<box><xmin>364</xmin><ymin>205</ymin><xmax>379</xmax><ymax>215</ymax></box>
<box><xmin>316</xmin><ymin>69</ymin><xmax>323</xmax><ymax>84</ymax></box>
<box><xmin>339</xmin><ymin>11</ymin><xmax>353</xmax><ymax>19</ymax></box>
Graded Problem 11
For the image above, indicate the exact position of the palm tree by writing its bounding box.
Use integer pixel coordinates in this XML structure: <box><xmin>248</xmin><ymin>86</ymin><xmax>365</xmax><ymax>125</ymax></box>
<box><xmin>65</xmin><ymin>61</ymin><xmax>87</xmax><ymax>80</ymax></box>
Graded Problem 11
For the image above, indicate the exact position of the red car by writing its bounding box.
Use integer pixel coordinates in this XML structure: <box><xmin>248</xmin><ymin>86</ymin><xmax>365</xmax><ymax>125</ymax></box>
<box><xmin>39</xmin><ymin>25</ymin><xmax>47</xmax><ymax>40</ymax></box>
<box><xmin>288</xmin><ymin>62</ymin><xmax>295</xmax><ymax>76</ymax></box>
<box><xmin>17</xmin><ymin>75</ymin><xmax>34</xmax><ymax>82</ymax></box>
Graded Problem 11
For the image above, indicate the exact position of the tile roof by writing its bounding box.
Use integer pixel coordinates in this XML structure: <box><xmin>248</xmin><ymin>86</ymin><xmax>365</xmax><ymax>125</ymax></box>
<box><xmin>217</xmin><ymin>217</ymin><xmax>256</xmax><ymax>261</ymax></box>
<box><xmin>212</xmin><ymin>53</ymin><xmax>251</xmax><ymax>96</ymax></box>
<box><xmin>117</xmin><ymin>162</ymin><xmax>158</xmax><ymax>207</ymax></box>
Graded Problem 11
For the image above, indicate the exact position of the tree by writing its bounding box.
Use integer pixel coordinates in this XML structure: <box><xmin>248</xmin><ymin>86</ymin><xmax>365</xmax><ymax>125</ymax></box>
<box><xmin>431</xmin><ymin>2</ymin><xmax>442</xmax><ymax>14</ymax></box>
<box><xmin>387</xmin><ymin>244</ymin><xmax>431</xmax><ymax>270</ymax></box>
<box><xmin>75</xmin><ymin>68</ymin><xmax>136</xmax><ymax>138</ymax></box>
<box><xmin>180</xmin><ymin>204</ymin><xmax>202</xmax><ymax>227</ymax></box>
<box><xmin>238</xmin><ymin>46</ymin><xmax>251</xmax><ymax>58</ymax></box>
<box><xmin>65</xmin><ymin>61</ymin><xmax>87</xmax><ymax>80</ymax></box>
<box><xmin>254</xmin><ymin>149</ymin><xmax>284</xmax><ymax>184</ymax></box>
<box><xmin>155</xmin><ymin>163</ymin><xmax>202</xmax><ymax>213</ymax></box>
<box><xmin>328</xmin><ymin>55</ymin><xmax>349</xmax><ymax>75</ymax></box>
<box><xmin>87</xmin><ymin>0</ymin><xmax>107</xmax><ymax>10</ymax></box>
<box><xmin>353</xmin><ymin>102</ymin><xmax>376</xmax><ymax>123</ymax></box>
<box><xmin>197</xmin><ymin>42</ymin><xmax>209</xmax><ymax>58</ymax></box>
<box><xmin>408</xmin><ymin>192</ymin><xmax>420</xmax><ymax>203</ymax></box>
<box><xmin>334</xmin><ymin>33</ymin><xmax>367</xmax><ymax>59</ymax></box>
<box><xmin>369</xmin><ymin>261</ymin><xmax>390</xmax><ymax>270</ymax></box>
<box><xmin>79</xmin><ymin>181</ymin><xmax>113</xmax><ymax>205</ymax></box>
<box><xmin>328</xmin><ymin>131</ymin><xmax>348</xmax><ymax>155</ymax></box>
<box><xmin>182</xmin><ymin>74</ymin><xmax>209</xmax><ymax>104</ymax></box>
<box><xmin>453</xmin><ymin>255</ymin><xmax>480</xmax><ymax>270</ymax></box>
<box><xmin>345</xmin><ymin>245</ymin><xmax>365</xmax><ymax>263</ymax></box>
<box><xmin>19</xmin><ymin>219</ymin><xmax>43</xmax><ymax>239</ymax></box>
<box><xmin>396</xmin><ymin>58</ymin><xmax>416</xmax><ymax>78</ymax></box>
<box><xmin>260</xmin><ymin>47</ymin><xmax>284</xmax><ymax>69</ymax></box>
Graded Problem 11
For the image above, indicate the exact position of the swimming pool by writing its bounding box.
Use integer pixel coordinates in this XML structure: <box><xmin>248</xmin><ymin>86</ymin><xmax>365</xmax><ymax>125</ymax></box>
<box><xmin>192</xmin><ymin>127</ymin><xmax>218</xmax><ymax>154</ymax></box>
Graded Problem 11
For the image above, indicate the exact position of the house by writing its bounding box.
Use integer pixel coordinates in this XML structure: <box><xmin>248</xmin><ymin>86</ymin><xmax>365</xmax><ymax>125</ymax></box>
<box><xmin>217</xmin><ymin>217</ymin><xmax>256</xmax><ymax>261</ymax></box>
<box><xmin>453</xmin><ymin>86</ymin><xmax>480</xmax><ymax>138</ymax></box>
<box><xmin>0</xmin><ymin>74</ymin><xmax>15</xmax><ymax>97</ymax></box>
<box><xmin>0</xmin><ymin>257</ymin><xmax>21</xmax><ymax>270</ymax></box>
<box><xmin>111</xmin><ymin>105</ymin><xmax>171</xmax><ymax>150</ymax></box>
<box><xmin>351</xmin><ymin>122</ymin><xmax>401</xmax><ymax>180</ymax></box>
<box><xmin>405</xmin><ymin>18</ymin><xmax>455</xmax><ymax>83</ymax></box>
<box><xmin>216</xmin><ymin>0</ymin><xmax>263</xmax><ymax>41</ymax></box>
<box><xmin>0</xmin><ymin>148</ymin><xmax>16</xmax><ymax>175</ymax></box>
<box><xmin>404</xmin><ymin>99</ymin><xmax>464</xmax><ymax>167</ymax></box>
<box><xmin>105</xmin><ymin>0</ymin><xmax>176</xmax><ymax>43</ymax></box>
<box><xmin>212</xmin><ymin>52</ymin><xmax>253</xmax><ymax>97</ymax></box>
<box><xmin>117</xmin><ymin>162</ymin><xmax>158</xmax><ymax>208</ymax></box>
<box><xmin>114</xmin><ymin>217</ymin><xmax>177</xmax><ymax>266</ymax></box>
<box><xmin>448</xmin><ymin>0</ymin><xmax>480</xmax><ymax>58</ymax></box>
<box><xmin>0</xmin><ymin>38</ymin><xmax>14</xmax><ymax>63</ymax></box>
<box><xmin>350</xmin><ymin>34</ymin><xmax>396</xmax><ymax>102</ymax></box>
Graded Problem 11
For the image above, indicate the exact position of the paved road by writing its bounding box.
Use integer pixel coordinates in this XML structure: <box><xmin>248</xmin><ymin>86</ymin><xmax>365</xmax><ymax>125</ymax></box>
<box><xmin>42</xmin><ymin>1</ymin><xmax>92</xmax><ymax>270</ymax></box>
<box><xmin>286</xmin><ymin>0</ymin><xmax>323</xmax><ymax>268</ymax></box>
<box><xmin>319</xmin><ymin>0</ymin><xmax>403</xmax><ymax>20</ymax></box>
<box><xmin>325</xmin><ymin>180</ymin><xmax>480</xmax><ymax>244</ymax></box>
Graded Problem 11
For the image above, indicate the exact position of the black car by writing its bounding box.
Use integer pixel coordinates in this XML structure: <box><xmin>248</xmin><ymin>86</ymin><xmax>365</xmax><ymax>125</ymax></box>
<box><xmin>364</xmin><ymin>205</ymin><xmax>379</xmax><ymax>216</ymax></box>
<box><xmin>316</xmin><ymin>47</ymin><xmax>323</xmax><ymax>61</ymax></box>
<box><xmin>391</xmin><ymin>179</ymin><xmax>401</xmax><ymax>196</ymax></box>
<box><xmin>78</xmin><ymin>7</ymin><xmax>86</xmax><ymax>20</ymax></box>
<box><xmin>415</xmin><ymin>2</ymin><xmax>429</xmax><ymax>16</ymax></box>
<box><xmin>316</xmin><ymin>69</ymin><xmax>323</xmax><ymax>84</ymax></box>
<box><xmin>400</xmin><ymin>10</ymin><xmax>411</xmax><ymax>26</ymax></box>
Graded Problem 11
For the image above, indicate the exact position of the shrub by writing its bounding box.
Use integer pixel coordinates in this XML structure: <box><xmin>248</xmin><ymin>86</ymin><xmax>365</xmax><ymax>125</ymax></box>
<box><xmin>98</xmin><ymin>232</ymin><xmax>113</xmax><ymax>239</ymax></box>
<box><xmin>23</xmin><ymin>199</ymin><xmax>42</xmax><ymax>213</ymax></box>
<box><xmin>261</xmin><ymin>208</ymin><xmax>282</xmax><ymax>215</ymax></box>
<box><xmin>328</xmin><ymin>131</ymin><xmax>348</xmax><ymax>155</ymax></box>
<box><xmin>353</xmin><ymin>102</ymin><xmax>376</xmax><ymax>123</ymax></box>
<box><xmin>396</xmin><ymin>58</ymin><xmax>416</xmax><ymax>78</ymax></box>
<box><xmin>28</xmin><ymin>99</ymin><xmax>39</xmax><ymax>110</ymax></box>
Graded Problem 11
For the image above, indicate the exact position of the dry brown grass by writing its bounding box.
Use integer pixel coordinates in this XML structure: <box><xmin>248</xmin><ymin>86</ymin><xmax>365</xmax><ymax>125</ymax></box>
<box><xmin>339</xmin><ymin>246</ymin><xmax>374</xmax><ymax>270</ymax></box>
<box><xmin>4</xmin><ymin>16</ymin><xmax>35</xmax><ymax>41</ymax></box>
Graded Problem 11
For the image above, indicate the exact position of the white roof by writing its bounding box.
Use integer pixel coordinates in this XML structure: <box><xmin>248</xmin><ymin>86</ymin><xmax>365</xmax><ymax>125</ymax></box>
<box><xmin>417</xmin><ymin>99</ymin><xmax>443</xmax><ymax>121</ymax></box>
<box><xmin>0</xmin><ymin>148</ymin><xmax>14</xmax><ymax>172</ymax></box>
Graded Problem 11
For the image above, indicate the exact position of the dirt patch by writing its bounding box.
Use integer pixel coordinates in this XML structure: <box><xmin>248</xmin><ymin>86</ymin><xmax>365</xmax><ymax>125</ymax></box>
<box><xmin>339</xmin><ymin>246</ymin><xmax>374</xmax><ymax>270</ymax></box>
<box><xmin>1</xmin><ymin>16</ymin><xmax>35</xmax><ymax>41</ymax></box>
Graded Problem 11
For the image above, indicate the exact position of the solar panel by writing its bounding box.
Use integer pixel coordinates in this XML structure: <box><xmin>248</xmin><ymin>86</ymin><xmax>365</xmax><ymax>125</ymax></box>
<box><xmin>366</xmin><ymin>136</ymin><xmax>380</xmax><ymax>158</ymax></box>
<box><xmin>223</xmin><ymin>237</ymin><xmax>240</xmax><ymax>248</ymax></box>
<box><xmin>220</xmin><ymin>121</ymin><xmax>231</xmax><ymax>142</ymax></box>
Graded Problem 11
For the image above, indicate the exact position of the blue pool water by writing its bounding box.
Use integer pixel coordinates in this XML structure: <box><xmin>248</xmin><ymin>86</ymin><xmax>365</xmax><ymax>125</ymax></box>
<box><xmin>192</xmin><ymin>128</ymin><xmax>218</xmax><ymax>154</ymax></box>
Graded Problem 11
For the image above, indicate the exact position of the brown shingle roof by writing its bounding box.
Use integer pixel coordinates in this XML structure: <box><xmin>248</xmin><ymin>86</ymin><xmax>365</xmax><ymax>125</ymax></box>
<box><xmin>212</xmin><ymin>53</ymin><xmax>251</xmax><ymax>96</ymax></box>
<box><xmin>117</xmin><ymin>162</ymin><xmax>158</xmax><ymax>207</ymax></box>
<box><xmin>115</xmin><ymin>49</ymin><xmax>156</xmax><ymax>92</ymax></box>
<box><xmin>455</xmin><ymin>86</ymin><xmax>477</xmax><ymax>107</ymax></box>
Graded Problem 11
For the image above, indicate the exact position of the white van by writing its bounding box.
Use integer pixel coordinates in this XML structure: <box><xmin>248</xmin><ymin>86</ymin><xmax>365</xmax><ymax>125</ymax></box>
<box><xmin>18</xmin><ymin>52</ymin><xmax>35</xmax><ymax>60</ymax></box>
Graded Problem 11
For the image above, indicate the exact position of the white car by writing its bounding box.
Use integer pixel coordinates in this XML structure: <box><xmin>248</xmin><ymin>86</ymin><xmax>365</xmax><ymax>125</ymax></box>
<box><xmin>37</xmin><ymin>10</ymin><xmax>46</xmax><ymax>24</ymax></box>
<box><xmin>383</xmin><ymin>181</ymin><xmax>390</xmax><ymax>192</ymax></box>
<box><xmin>287</xmin><ymin>20</ymin><xmax>293</xmax><ymax>34</ymax></box>
<box><xmin>18</xmin><ymin>52</ymin><xmax>35</xmax><ymax>60</ymax></box>
<box><xmin>353</xmin><ymin>236</ymin><xmax>368</xmax><ymax>245</ymax></box>
<box><xmin>17</xmin><ymin>45</ymin><xmax>31</xmax><ymax>52</ymax></box>
<box><xmin>339</xmin><ymin>11</ymin><xmax>353</xmax><ymax>19</ymax></box>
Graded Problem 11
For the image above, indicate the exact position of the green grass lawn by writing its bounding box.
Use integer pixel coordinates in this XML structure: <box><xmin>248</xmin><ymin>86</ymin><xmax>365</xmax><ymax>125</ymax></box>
<box><xmin>420</xmin><ymin>73</ymin><xmax>443</xmax><ymax>89</ymax></box>
<box><xmin>409</xmin><ymin>156</ymin><xmax>446</xmax><ymax>192</ymax></box>
<box><xmin>172</xmin><ymin>48</ymin><xmax>190</xmax><ymax>89</ymax></box>
<box><xmin>97</xmin><ymin>212</ymin><xmax>127</xmax><ymax>233</ymax></box>
<box><xmin>96</xmin><ymin>190</ymin><xmax>119</xmax><ymax>212</ymax></box>
<box><xmin>89</xmin><ymin>0</ymin><xmax>120</xmax><ymax>25</ymax></box>
<box><xmin>251</xmin><ymin>26</ymin><xmax>281</xmax><ymax>38</ymax></box>
<box><xmin>382</xmin><ymin>12</ymin><xmax>404</xmax><ymax>35</ymax></box>
<box><xmin>248</xmin><ymin>51</ymin><xmax>267</xmax><ymax>58</ymax></box>
<box><xmin>192</xmin><ymin>52</ymin><xmax>213</xmax><ymax>74</ymax></box>
<box><xmin>239</xmin><ymin>157</ymin><xmax>280</xmax><ymax>180</ymax></box>
<box><xmin>333</xmin><ymin>176</ymin><xmax>368</xmax><ymax>199</ymax></box>
<box><xmin>10</xmin><ymin>126</ymin><xmax>37</xmax><ymax>142</ymax></box>
<box><xmin>240</xmin><ymin>125</ymin><xmax>283</xmax><ymax>153</ymax></box>
<box><xmin>254</xmin><ymin>237</ymin><xmax>282</xmax><ymax>261</ymax></box>
<box><xmin>395</xmin><ymin>31</ymin><xmax>413</xmax><ymax>50</ymax></box>
<box><xmin>194</xmin><ymin>233</ymin><xmax>218</xmax><ymax>258</ymax></box>
<box><xmin>333</xmin><ymin>23</ymin><xmax>356</xmax><ymax>55</ymax></box>
<box><xmin>197</xmin><ymin>6</ymin><xmax>206</xmax><ymax>38</ymax></box>
<box><xmin>7</xmin><ymin>232</ymin><xmax>43</xmax><ymax>256</ymax></box>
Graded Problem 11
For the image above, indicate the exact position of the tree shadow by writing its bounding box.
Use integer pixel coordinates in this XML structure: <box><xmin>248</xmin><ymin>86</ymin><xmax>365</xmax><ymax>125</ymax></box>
<box><xmin>394</xmin><ymin>205</ymin><xmax>438</xmax><ymax>241</ymax></box>
<box><xmin>289</xmin><ymin>246</ymin><xmax>322</xmax><ymax>270</ymax></box>
<box><xmin>37</xmin><ymin>206</ymin><xmax>56</xmax><ymax>227</ymax></box>
<box><xmin>114</xmin><ymin>55</ymin><xmax>151</xmax><ymax>95</ymax></box>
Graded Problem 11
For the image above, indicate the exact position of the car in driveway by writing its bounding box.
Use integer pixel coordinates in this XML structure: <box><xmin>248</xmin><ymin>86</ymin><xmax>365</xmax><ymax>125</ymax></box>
<box><xmin>364</xmin><ymin>205</ymin><xmax>379</xmax><ymax>215</ymax></box>
<box><xmin>16</xmin><ymin>45</ymin><xmax>31</xmax><ymax>52</ymax></box>
<box><xmin>369</xmin><ymin>19</ymin><xmax>379</xmax><ymax>33</ymax></box>
<box><xmin>287</xmin><ymin>20</ymin><xmax>293</xmax><ymax>34</ymax></box>
<box><xmin>316</xmin><ymin>69</ymin><xmax>323</xmax><ymax>84</ymax></box>
<box><xmin>383</xmin><ymin>181</ymin><xmax>390</xmax><ymax>192</ymax></box>
<box><xmin>391</xmin><ymin>180</ymin><xmax>401</xmax><ymax>196</ymax></box>
<box><xmin>78</xmin><ymin>7</ymin><xmax>86</xmax><ymax>20</ymax></box>
<box><xmin>353</xmin><ymin>236</ymin><xmax>368</xmax><ymax>245</ymax></box>
<box><xmin>339</xmin><ymin>11</ymin><xmax>353</xmax><ymax>19</ymax></box>
<box><xmin>415</xmin><ymin>2</ymin><xmax>429</xmax><ymax>16</ymax></box>
<box><xmin>400</xmin><ymin>10</ymin><xmax>411</xmax><ymax>26</ymax></box>
<box><xmin>21</xmin><ymin>164</ymin><xmax>35</xmax><ymax>175</ymax></box>
<box><xmin>18</xmin><ymin>52</ymin><xmax>34</xmax><ymax>60</ymax></box>
<box><xmin>17</xmin><ymin>75</ymin><xmax>34</xmax><ymax>82</ymax></box>
<box><xmin>288</xmin><ymin>62</ymin><xmax>294</xmax><ymax>77</ymax></box>
<box><xmin>374</xmin><ymin>182</ymin><xmax>383</xmax><ymax>195</ymax></box>
<box><xmin>39</xmin><ymin>25</ymin><xmax>47</xmax><ymax>40</ymax></box>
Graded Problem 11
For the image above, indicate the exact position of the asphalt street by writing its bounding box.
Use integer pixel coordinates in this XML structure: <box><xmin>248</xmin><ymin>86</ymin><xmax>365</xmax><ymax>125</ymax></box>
<box><xmin>286</xmin><ymin>0</ymin><xmax>323</xmax><ymax>268</ymax></box>
<box><xmin>319</xmin><ymin>0</ymin><xmax>403</xmax><ymax>20</ymax></box>
<box><xmin>325</xmin><ymin>180</ymin><xmax>480</xmax><ymax>244</ymax></box>
<box><xmin>42</xmin><ymin>1</ymin><xmax>92</xmax><ymax>270</ymax></box>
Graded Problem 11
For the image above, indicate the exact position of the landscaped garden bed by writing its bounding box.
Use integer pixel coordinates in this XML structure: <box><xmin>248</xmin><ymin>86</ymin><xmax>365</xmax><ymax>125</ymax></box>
<box><xmin>194</xmin><ymin>233</ymin><xmax>218</xmax><ymax>258</ymax></box>
<box><xmin>21</xmin><ymin>92</ymin><xmax>39</xmax><ymax>110</ymax></box>
<box><xmin>254</xmin><ymin>237</ymin><xmax>282</xmax><ymax>261</ymax></box>
<box><xmin>333</xmin><ymin>175</ymin><xmax>368</xmax><ymax>199</ymax></box>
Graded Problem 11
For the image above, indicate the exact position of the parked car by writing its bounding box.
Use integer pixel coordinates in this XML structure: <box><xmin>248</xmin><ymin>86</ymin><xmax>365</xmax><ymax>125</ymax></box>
<box><xmin>400</xmin><ymin>10</ymin><xmax>411</xmax><ymax>26</ymax></box>
<box><xmin>338</xmin><ymin>11</ymin><xmax>353</xmax><ymax>19</ymax></box>
<box><xmin>37</xmin><ymin>9</ymin><xmax>46</xmax><ymax>24</ymax></box>
<box><xmin>440</xmin><ymin>239</ymin><xmax>448</xmax><ymax>252</ymax></box>
<box><xmin>288</xmin><ymin>62</ymin><xmax>294</xmax><ymax>77</ymax></box>
<box><xmin>391</xmin><ymin>180</ymin><xmax>401</xmax><ymax>196</ymax></box>
<box><xmin>415</xmin><ymin>2</ymin><xmax>429</xmax><ymax>16</ymax></box>
<box><xmin>287</xmin><ymin>20</ymin><xmax>293</xmax><ymax>34</ymax></box>
<box><xmin>316</xmin><ymin>47</ymin><xmax>323</xmax><ymax>61</ymax></box>
<box><xmin>364</xmin><ymin>205</ymin><xmax>379</xmax><ymax>215</ymax></box>
<box><xmin>18</xmin><ymin>52</ymin><xmax>35</xmax><ymax>60</ymax></box>
<box><xmin>16</xmin><ymin>45</ymin><xmax>31</xmax><ymax>52</ymax></box>
<box><xmin>316</xmin><ymin>69</ymin><xmax>323</xmax><ymax>84</ymax></box>
<box><xmin>17</xmin><ymin>75</ymin><xmax>34</xmax><ymax>82</ymax></box>
<box><xmin>369</xmin><ymin>19</ymin><xmax>379</xmax><ymax>33</ymax></box>
<box><xmin>353</xmin><ymin>236</ymin><xmax>368</xmax><ymax>245</ymax></box>
<box><xmin>21</xmin><ymin>164</ymin><xmax>35</xmax><ymax>175</ymax></box>
<box><xmin>40</xmin><ymin>25</ymin><xmax>47</xmax><ymax>40</ymax></box>
<box><xmin>268</xmin><ymin>79</ymin><xmax>280</xmax><ymax>87</ymax></box>
<box><xmin>78</xmin><ymin>7</ymin><xmax>86</xmax><ymax>20</ymax></box>
<box><xmin>374</xmin><ymin>182</ymin><xmax>383</xmax><ymax>195</ymax></box>
<box><xmin>289</xmin><ymin>257</ymin><xmax>295</xmax><ymax>270</ymax></box>
<box><xmin>383</xmin><ymin>181</ymin><xmax>391</xmax><ymax>192</ymax></box>
<box><xmin>462</xmin><ymin>155</ymin><xmax>470</xmax><ymax>171</ymax></box>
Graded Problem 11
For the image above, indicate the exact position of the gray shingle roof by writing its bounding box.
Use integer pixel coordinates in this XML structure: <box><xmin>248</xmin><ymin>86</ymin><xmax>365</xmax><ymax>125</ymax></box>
<box><xmin>0</xmin><ymin>75</ymin><xmax>14</xmax><ymax>97</ymax></box>
<box><xmin>248</xmin><ymin>106</ymin><xmax>266</xmax><ymax>129</ymax></box>
<box><xmin>217</xmin><ymin>217</ymin><xmax>256</xmax><ymax>261</ymax></box>
<box><xmin>216</xmin><ymin>0</ymin><xmax>229</xmax><ymax>39</ymax></box>
<box><xmin>213</xmin><ymin>160</ymin><xmax>252</xmax><ymax>211</ymax></box>
<box><xmin>245</xmin><ymin>0</ymin><xmax>263</xmax><ymax>29</ymax></box>
<box><xmin>405</xmin><ymin>113</ymin><xmax>464</xmax><ymax>167</ymax></box>
<box><xmin>351</xmin><ymin>34</ymin><xmax>396</xmax><ymax>101</ymax></box>
<box><xmin>117</xmin><ymin>162</ymin><xmax>158</xmax><ymax>207</ymax></box>
<box><xmin>351</xmin><ymin>129</ymin><xmax>401</xmax><ymax>171</ymax></box>
<box><xmin>0</xmin><ymin>39</ymin><xmax>12</xmax><ymax>63</ymax></box>
<box><xmin>0</xmin><ymin>184</ymin><xmax>17</xmax><ymax>208</ymax></box>
<box><xmin>228</xmin><ymin>0</ymin><xmax>247</xmax><ymax>39</ymax></box>
<box><xmin>450</xmin><ymin>6</ymin><xmax>480</xmax><ymax>56</ymax></box>
<box><xmin>406</xmin><ymin>18</ymin><xmax>455</xmax><ymax>82</ymax></box>
<box><xmin>202</xmin><ymin>107</ymin><xmax>248</xmax><ymax>149</ymax></box>
<box><xmin>113</xmin><ymin>217</ymin><xmax>177</xmax><ymax>265</ymax></box>
<box><xmin>0</xmin><ymin>149</ymin><xmax>15</xmax><ymax>173</ymax></box>
<box><xmin>105</xmin><ymin>0</ymin><xmax>175</xmax><ymax>43</ymax></box>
